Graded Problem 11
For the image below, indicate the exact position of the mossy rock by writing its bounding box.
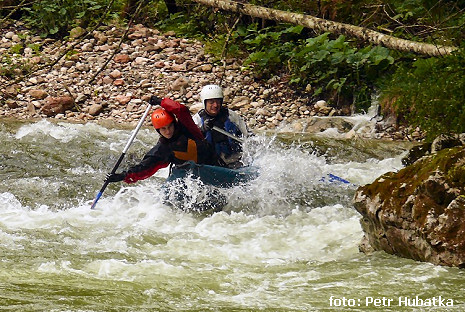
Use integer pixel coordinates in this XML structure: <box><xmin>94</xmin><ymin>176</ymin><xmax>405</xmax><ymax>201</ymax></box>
<box><xmin>354</xmin><ymin>146</ymin><xmax>465</xmax><ymax>267</ymax></box>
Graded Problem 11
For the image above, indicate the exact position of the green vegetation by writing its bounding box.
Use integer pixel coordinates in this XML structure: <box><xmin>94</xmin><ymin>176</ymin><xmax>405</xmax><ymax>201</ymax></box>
<box><xmin>0</xmin><ymin>41</ymin><xmax>39</xmax><ymax>78</ymax></box>
<box><xmin>20</xmin><ymin>0</ymin><xmax>116</xmax><ymax>37</ymax></box>
<box><xmin>380</xmin><ymin>47</ymin><xmax>465</xmax><ymax>140</ymax></box>
<box><xmin>241</xmin><ymin>27</ymin><xmax>394</xmax><ymax>112</ymax></box>
<box><xmin>0</xmin><ymin>55</ymin><xmax>30</xmax><ymax>78</ymax></box>
<box><xmin>2</xmin><ymin>0</ymin><xmax>465</xmax><ymax>140</ymax></box>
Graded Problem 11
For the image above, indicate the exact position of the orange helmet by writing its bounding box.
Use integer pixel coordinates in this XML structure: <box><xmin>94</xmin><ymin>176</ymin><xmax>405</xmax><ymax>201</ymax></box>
<box><xmin>151</xmin><ymin>108</ymin><xmax>174</xmax><ymax>129</ymax></box>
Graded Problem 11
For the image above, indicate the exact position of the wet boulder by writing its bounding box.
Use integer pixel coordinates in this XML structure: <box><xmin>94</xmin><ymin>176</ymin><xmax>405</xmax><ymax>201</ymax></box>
<box><xmin>401</xmin><ymin>134</ymin><xmax>464</xmax><ymax>166</ymax></box>
<box><xmin>431</xmin><ymin>134</ymin><xmax>463</xmax><ymax>153</ymax></box>
<box><xmin>401</xmin><ymin>142</ymin><xmax>431</xmax><ymax>166</ymax></box>
<box><xmin>354</xmin><ymin>145</ymin><xmax>465</xmax><ymax>267</ymax></box>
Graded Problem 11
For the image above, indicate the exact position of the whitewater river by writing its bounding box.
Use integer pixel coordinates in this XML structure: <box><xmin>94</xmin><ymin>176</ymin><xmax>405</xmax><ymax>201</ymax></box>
<box><xmin>1</xmin><ymin>118</ymin><xmax>463</xmax><ymax>311</ymax></box>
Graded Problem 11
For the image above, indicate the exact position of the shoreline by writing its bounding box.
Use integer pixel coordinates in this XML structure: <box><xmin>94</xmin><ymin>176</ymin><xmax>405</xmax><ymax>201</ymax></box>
<box><xmin>1</xmin><ymin>22</ymin><xmax>422</xmax><ymax>141</ymax></box>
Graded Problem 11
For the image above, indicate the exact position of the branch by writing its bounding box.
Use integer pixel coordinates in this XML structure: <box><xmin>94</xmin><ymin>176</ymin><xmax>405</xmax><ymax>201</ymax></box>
<box><xmin>86</xmin><ymin>0</ymin><xmax>145</xmax><ymax>86</ymax></box>
<box><xmin>1</xmin><ymin>0</ymin><xmax>33</xmax><ymax>23</ymax></box>
<box><xmin>219</xmin><ymin>15</ymin><xmax>241</xmax><ymax>85</ymax></box>
<box><xmin>190</xmin><ymin>0</ymin><xmax>458</xmax><ymax>56</ymax></box>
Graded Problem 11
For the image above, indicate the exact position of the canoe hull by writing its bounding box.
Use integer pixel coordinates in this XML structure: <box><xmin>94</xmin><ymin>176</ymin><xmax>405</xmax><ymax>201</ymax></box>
<box><xmin>162</xmin><ymin>161</ymin><xmax>259</xmax><ymax>212</ymax></box>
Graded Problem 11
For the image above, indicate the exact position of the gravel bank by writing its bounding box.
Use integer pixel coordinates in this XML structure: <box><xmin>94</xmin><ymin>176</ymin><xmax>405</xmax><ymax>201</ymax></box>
<box><xmin>1</xmin><ymin>22</ymin><xmax>421</xmax><ymax>140</ymax></box>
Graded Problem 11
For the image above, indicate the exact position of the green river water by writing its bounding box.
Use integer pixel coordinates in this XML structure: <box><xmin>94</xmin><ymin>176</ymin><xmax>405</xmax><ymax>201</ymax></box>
<box><xmin>0</xmin><ymin>118</ymin><xmax>463</xmax><ymax>311</ymax></box>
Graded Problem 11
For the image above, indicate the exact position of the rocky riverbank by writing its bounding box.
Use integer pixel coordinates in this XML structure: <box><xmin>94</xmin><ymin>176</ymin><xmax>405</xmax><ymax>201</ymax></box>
<box><xmin>1</xmin><ymin>22</ymin><xmax>421</xmax><ymax>140</ymax></box>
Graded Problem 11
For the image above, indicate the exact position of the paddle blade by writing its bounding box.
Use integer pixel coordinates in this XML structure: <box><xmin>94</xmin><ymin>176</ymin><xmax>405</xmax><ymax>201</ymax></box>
<box><xmin>90</xmin><ymin>192</ymin><xmax>103</xmax><ymax>210</ymax></box>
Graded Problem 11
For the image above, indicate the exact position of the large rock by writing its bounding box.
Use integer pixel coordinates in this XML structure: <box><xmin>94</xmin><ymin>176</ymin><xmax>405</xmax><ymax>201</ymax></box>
<box><xmin>41</xmin><ymin>96</ymin><xmax>75</xmax><ymax>116</ymax></box>
<box><xmin>354</xmin><ymin>145</ymin><xmax>465</xmax><ymax>267</ymax></box>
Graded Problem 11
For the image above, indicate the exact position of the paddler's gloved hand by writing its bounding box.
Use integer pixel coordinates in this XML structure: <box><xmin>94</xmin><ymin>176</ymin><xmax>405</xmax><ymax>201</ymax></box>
<box><xmin>149</xmin><ymin>95</ymin><xmax>162</xmax><ymax>106</ymax></box>
<box><xmin>105</xmin><ymin>172</ymin><xmax>126</xmax><ymax>183</ymax></box>
<box><xmin>202</xmin><ymin>118</ymin><xmax>214</xmax><ymax>132</ymax></box>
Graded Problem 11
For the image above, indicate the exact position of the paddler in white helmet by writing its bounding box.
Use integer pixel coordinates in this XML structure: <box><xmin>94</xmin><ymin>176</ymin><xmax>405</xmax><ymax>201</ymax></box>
<box><xmin>193</xmin><ymin>84</ymin><xmax>249</xmax><ymax>169</ymax></box>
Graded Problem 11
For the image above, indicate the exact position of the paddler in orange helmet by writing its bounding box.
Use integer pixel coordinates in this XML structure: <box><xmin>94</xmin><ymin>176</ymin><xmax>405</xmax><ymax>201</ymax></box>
<box><xmin>105</xmin><ymin>97</ymin><xmax>223</xmax><ymax>184</ymax></box>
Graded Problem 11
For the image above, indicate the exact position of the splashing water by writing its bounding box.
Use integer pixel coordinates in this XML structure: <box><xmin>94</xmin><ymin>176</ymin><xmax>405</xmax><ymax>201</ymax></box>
<box><xmin>1</xmin><ymin>119</ymin><xmax>463</xmax><ymax>311</ymax></box>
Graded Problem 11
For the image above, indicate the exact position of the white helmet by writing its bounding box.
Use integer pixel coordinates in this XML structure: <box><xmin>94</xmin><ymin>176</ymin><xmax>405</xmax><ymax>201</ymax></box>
<box><xmin>200</xmin><ymin>84</ymin><xmax>223</xmax><ymax>105</ymax></box>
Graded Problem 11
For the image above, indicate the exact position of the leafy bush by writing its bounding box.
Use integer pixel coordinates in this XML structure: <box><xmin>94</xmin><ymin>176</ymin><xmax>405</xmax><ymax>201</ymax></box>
<box><xmin>154</xmin><ymin>11</ymin><xmax>207</xmax><ymax>38</ymax></box>
<box><xmin>240</xmin><ymin>26</ymin><xmax>394</xmax><ymax>112</ymax></box>
<box><xmin>380</xmin><ymin>47</ymin><xmax>465</xmax><ymax>140</ymax></box>
<box><xmin>21</xmin><ymin>0</ymin><xmax>117</xmax><ymax>37</ymax></box>
<box><xmin>153</xmin><ymin>1</ymin><xmax>239</xmax><ymax>42</ymax></box>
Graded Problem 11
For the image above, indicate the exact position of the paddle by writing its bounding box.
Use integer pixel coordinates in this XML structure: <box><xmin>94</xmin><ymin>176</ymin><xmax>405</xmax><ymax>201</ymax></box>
<box><xmin>212</xmin><ymin>126</ymin><xmax>244</xmax><ymax>143</ymax></box>
<box><xmin>90</xmin><ymin>97</ymin><xmax>160</xmax><ymax>209</ymax></box>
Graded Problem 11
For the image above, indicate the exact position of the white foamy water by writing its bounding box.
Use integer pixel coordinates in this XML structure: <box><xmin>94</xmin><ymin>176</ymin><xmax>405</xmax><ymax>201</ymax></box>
<box><xmin>1</xmin><ymin>119</ymin><xmax>463</xmax><ymax>311</ymax></box>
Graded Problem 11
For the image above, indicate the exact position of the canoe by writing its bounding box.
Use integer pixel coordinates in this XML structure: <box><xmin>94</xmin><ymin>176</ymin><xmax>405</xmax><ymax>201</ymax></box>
<box><xmin>161</xmin><ymin>161</ymin><xmax>351</xmax><ymax>213</ymax></box>
<box><xmin>166</xmin><ymin>161</ymin><xmax>259</xmax><ymax>187</ymax></box>
<box><xmin>161</xmin><ymin>161</ymin><xmax>259</xmax><ymax>212</ymax></box>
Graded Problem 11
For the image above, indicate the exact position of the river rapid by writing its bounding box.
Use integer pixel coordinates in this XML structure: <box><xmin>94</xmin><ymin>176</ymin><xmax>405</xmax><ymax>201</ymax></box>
<box><xmin>1</xmin><ymin>118</ymin><xmax>463</xmax><ymax>311</ymax></box>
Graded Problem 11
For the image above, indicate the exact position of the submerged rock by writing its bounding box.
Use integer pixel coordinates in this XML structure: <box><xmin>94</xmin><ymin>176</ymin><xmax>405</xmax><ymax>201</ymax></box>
<box><xmin>354</xmin><ymin>145</ymin><xmax>465</xmax><ymax>267</ymax></box>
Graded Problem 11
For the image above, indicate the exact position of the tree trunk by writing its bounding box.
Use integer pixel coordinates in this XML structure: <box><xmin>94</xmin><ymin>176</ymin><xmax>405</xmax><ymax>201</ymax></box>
<box><xmin>164</xmin><ymin>0</ymin><xmax>178</xmax><ymax>14</ymax></box>
<box><xmin>190</xmin><ymin>0</ymin><xmax>457</xmax><ymax>57</ymax></box>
